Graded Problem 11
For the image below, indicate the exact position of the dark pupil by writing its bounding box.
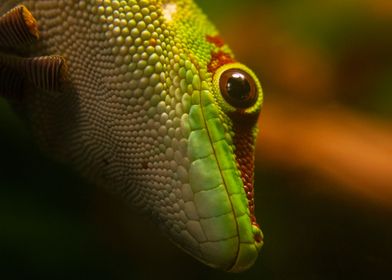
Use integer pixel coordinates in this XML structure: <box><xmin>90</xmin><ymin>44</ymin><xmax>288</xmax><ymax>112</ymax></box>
<box><xmin>226</xmin><ymin>74</ymin><xmax>251</xmax><ymax>102</ymax></box>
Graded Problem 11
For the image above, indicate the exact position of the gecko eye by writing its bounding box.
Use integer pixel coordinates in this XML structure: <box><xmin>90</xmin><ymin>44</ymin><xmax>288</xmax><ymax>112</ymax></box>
<box><xmin>219</xmin><ymin>68</ymin><xmax>258</xmax><ymax>109</ymax></box>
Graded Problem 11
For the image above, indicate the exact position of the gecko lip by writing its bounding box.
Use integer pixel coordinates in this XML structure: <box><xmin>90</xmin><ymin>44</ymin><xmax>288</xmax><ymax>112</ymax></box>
<box><xmin>227</xmin><ymin>225</ymin><xmax>264</xmax><ymax>273</ymax></box>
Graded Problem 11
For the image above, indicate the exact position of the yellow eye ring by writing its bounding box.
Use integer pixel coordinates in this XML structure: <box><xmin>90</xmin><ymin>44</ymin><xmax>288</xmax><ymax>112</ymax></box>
<box><xmin>213</xmin><ymin>63</ymin><xmax>263</xmax><ymax>114</ymax></box>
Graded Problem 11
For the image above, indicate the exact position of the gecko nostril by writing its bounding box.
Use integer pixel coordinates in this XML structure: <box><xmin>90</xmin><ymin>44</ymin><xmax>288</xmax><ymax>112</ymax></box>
<box><xmin>252</xmin><ymin>224</ymin><xmax>263</xmax><ymax>244</ymax></box>
<box><xmin>254</xmin><ymin>230</ymin><xmax>263</xmax><ymax>243</ymax></box>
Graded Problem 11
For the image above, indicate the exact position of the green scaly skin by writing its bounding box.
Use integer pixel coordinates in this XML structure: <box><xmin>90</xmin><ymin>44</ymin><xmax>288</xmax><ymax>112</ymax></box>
<box><xmin>0</xmin><ymin>0</ymin><xmax>263</xmax><ymax>272</ymax></box>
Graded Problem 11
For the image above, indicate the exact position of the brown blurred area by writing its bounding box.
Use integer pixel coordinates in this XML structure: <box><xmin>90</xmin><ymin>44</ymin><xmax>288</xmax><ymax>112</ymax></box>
<box><xmin>218</xmin><ymin>1</ymin><xmax>392</xmax><ymax>206</ymax></box>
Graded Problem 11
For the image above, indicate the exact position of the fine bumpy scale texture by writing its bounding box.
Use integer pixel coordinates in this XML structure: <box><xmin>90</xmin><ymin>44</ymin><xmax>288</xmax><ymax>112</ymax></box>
<box><xmin>0</xmin><ymin>0</ymin><xmax>264</xmax><ymax>272</ymax></box>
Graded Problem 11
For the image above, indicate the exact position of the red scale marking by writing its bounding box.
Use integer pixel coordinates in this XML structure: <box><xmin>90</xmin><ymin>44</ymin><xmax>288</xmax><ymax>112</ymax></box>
<box><xmin>230</xmin><ymin>112</ymin><xmax>260</xmax><ymax>227</ymax></box>
<box><xmin>207</xmin><ymin>51</ymin><xmax>236</xmax><ymax>73</ymax></box>
<box><xmin>206</xmin><ymin>35</ymin><xmax>226</xmax><ymax>48</ymax></box>
<box><xmin>207</xmin><ymin>51</ymin><xmax>235</xmax><ymax>73</ymax></box>
<box><xmin>149</xmin><ymin>38</ymin><xmax>157</xmax><ymax>46</ymax></box>
<box><xmin>206</xmin><ymin>34</ymin><xmax>235</xmax><ymax>73</ymax></box>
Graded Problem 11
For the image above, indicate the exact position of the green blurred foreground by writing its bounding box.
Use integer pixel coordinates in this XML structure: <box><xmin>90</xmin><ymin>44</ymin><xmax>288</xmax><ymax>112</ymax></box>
<box><xmin>1</xmin><ymin>0</ymin><xmax>392</xmax><ymax>279</ymax></box>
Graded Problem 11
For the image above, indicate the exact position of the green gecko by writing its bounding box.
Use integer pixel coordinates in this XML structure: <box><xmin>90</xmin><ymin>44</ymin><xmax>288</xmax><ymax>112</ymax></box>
<box><xmin>0</xmin><ymin>0</ymin><xmax>264</xmax><ymax>272</ymax></box>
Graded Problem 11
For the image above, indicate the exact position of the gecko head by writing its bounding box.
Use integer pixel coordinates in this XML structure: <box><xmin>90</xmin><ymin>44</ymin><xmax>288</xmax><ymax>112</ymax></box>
<box><xmin>0</xmin><ymin>0</ymin><xmax>263</xmax><ymax>273</ymax></box>
<box><xmin>86</xmin><ymin>0</ymin><xmax>263</xmax><ymax>272</ymax></box>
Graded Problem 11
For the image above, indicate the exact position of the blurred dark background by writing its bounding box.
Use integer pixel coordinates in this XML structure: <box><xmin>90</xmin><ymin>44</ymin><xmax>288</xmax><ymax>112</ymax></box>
<box><xmin>1</xmin><ymin>0</ymin><xmax>392</xmax><ymax>279</ymax></box>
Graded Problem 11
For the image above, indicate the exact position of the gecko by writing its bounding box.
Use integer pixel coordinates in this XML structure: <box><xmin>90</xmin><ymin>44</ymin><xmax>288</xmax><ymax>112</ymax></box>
<box><xmin>0</xmin><ymin>0</ymin><xmax>264</xmax><ymax>272</ymax></box>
